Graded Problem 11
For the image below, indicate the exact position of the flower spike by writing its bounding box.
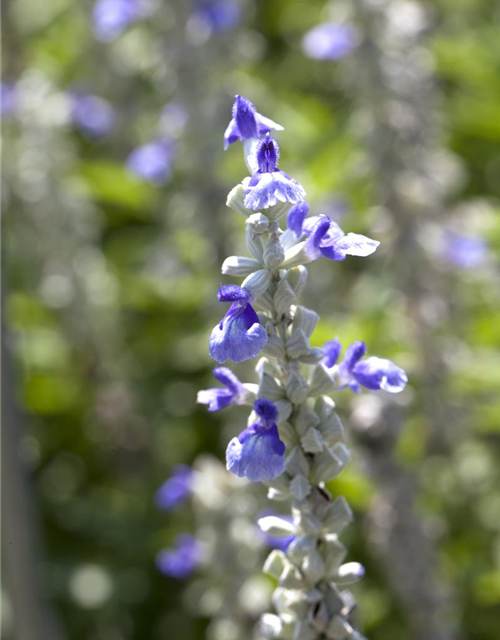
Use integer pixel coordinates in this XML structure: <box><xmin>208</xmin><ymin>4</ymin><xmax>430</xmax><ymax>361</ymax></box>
<box><xmin>224</xmin><ymin>95</ymin><xmax>283</xmax><ymax>150</ymax></box>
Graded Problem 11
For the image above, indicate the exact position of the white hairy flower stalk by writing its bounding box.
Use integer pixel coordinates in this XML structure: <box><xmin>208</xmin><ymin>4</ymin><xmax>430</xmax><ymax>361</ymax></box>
<box><xmin>246</xmin><ymin>219</ymin><xmax>366</xmax><ymax>640</ymax></box>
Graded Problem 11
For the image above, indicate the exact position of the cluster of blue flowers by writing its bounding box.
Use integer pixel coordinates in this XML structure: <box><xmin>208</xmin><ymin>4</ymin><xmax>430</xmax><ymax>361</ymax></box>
<box><xmin>154</xmin><ymin>461</ymin><xmax>293</xmax><ymax>579</ymax></box>
<box><xmin>196</xmin><ymin>95</ymin><xmax>407</xmax><ymax>484</ymax></box>
<box><xmin>92</xmin><ymin>0</ymin><xmax>241</xmax><ymax>41</ymax></box>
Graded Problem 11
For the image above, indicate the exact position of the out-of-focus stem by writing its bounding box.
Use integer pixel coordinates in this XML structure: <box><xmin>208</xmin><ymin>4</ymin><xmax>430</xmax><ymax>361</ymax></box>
<box><xmin>347</xmin><ymin>1</ymin><xmax>458</xmax><ymax>637</ymax></box>
<box><xmin>2</xmin><ymin>324</ymin><xmax>66</xmax><ymax>640</ymax></box>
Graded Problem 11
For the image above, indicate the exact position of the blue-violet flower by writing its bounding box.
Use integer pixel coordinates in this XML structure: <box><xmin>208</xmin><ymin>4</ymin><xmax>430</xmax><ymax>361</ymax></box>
<box><xmin>302</xmin><ymin>22</ymin><xmax>358</xmax><ymax>61</ymax></box>
<box><xmin>197</xmin><ymin>367</ymin><xmax>247</xmax><ymax>411</ymax></box>
<box><xmin>303</xmin><ymin>215</ymin><xmax>379</xmax><ymax>262</ymax></box>
<box><xmin>442</xmin><ymin>231</ymin><xmax>487</xmax><ymax>269</ymax></box>
<box><xmin>155</xmin><ymin>465</ymin><xmax>193</xmax><ymax>510</ymax></box>
<box><xmin>323</xmin><ymin>339</ymin><xmax>408</xmax><ymax>394</ymax></box>
<box><xmin>127</xmin><ymin>139</ymin><xmax>175</xmax><ymax>186</ymax></box>
<box><xmin>226</xmin><ymin>398</ymin><xmax>285</xmax><ymax>482</ymax></box>
<box><xmin>93</xmin><ymin>0</ymin><xmax>142</xmax><ymax>41</ymax></box>
<box><xmin>156</xmin><ymin>534</ymin><xmax>202</xmax><ymax>579</ymax></box>
<box><xmin>244</xmin><ymin>135</ymin><xmax>306</xmax><ymax>211</ymax></box>
<box><xmin>195</xmin><ymin>1</ymin><xmax>241</xmax><ymax>32</ymax></box>
<box><xmin>70</xmin><ymin>93</ymin><xmax>116</xmax><ymax>138</ymax></box>
<box><xmin>209</xmin><ymin>285</ymin><xmax>267</xmax><ymax>364</ymax></box>
<box><xmin>1</xmin><ymin>82</ymin><xmax>17</xmax><ymax>118</ymax></box>
<box><xmin>224</xmin><ymin>95</ymin><xmax>283</xmax><ymax>150</ymax></box>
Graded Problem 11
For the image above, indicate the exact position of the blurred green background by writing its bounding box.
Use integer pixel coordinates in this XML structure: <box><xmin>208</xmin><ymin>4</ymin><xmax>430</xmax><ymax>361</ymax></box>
<box><xmin>2</xmin><ymin>0</ymin><xmax>500</xmax><ymax>639</ymax></box>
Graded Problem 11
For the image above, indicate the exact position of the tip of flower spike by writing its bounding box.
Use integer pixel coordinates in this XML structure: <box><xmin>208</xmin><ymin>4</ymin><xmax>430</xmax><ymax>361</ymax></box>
<box><xmin>254</xmin><ymin>398</ymin><xmax>278</xmax><ymax>423</ymax></box>
<box><xmin>256</xmin><ymin>134</ymin><xmax>280</xmax><ymax>173</ymax></box>
<box><xmin>233</xmin><ymin>95</ymin><xmax>258</xmax><ymax>139</ymax></box>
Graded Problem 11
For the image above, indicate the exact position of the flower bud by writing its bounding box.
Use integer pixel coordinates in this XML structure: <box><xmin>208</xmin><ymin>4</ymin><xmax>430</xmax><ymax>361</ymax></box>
<box><xmin>308</xmin><ymin>363</ymin><xmax>336</xmax><ymax>397</ymax></box>
<box><xmin>286</xmin><ymin>370</ymin><xmax>309</xmax><ymax>403</ymax></box>
<box><xmin>334</xmin><ymin>562</ymin><xmax>365</xmax><ymax>585</ymax></box>
<box><xmin>285</xmin><ymin>445</ymin><xmax>310</xmax><ymax>478</ymax></box>
<box><xmin>222</xmin><ymin>255</ymin><xmax>262</xmax><ymax>276</ymax></box>
<box><xmin>246</xmin><ymin>224</ymin><xmax>265</xmax><ymax>261</ymax></box>
<box><xmin>258</xmin><ymin>515</ymin><xmax>296</xmax><ymax>537</ymax></box>
<box><xmin>241</xmin><ymin>269</ymin><xmax>271</xmax><ymax>299</ymax></box>
<box><xmin>274</xmin><ymin>279</ymin><xmax>297</xmax><ymax>318</ymax></box>
<box><xmin>311</xmin><ymin>443</ymin><xmax>350</xmax><ymax>483</ymax></box>
<box><xmin>264</xmin><ymin>235</ymin><xmax>285</xmax><ymax>271</ymax></box>
<box><xmin>263</xmin><ymin>550</ymin><xmax>287</xmax><ymax>579</ymax></box>
<box><xmin>258</xmin><ymin>372</ymin><xmax>286</xmax><ymax>402</ymax></box>
<box><xmin>246</xmin><ymin>212</ymin><xmax>269</xmax><ymax>234</ymax></box>
<box><xmin>300</xmin><ymin>427</ymin><xmax>324</xmax><ymax>454</ymax></box>
<box><xmin>292</xmin><ymin>306</ymin><xmax>319</xmax><ymax>338</ymax></box>
<box><xmin>322</xmin><ymin>497</ymin><xmax>353</xmax><ymax>534</ymax></box>
<box><xmin>290</xmin><ymin>474</ymin><xmax>311</xmax><ymax>500</ymax></box>
<box><xmin>226</xmin><ymin>184</ymin><xmax>254</xmax><ymax>216</ymax></box>
<box><xmin>286</xmin><ymin>265</ymin><xmax>308</xmax><ymax>297</ymax></box>
<box><xmin>286</xmin><ymin>329</ymin><xmax>311</xmax><ymax>359</ymax></box>
<box><xmin>275</xmin><ymin>399</ymin><xmax>293</xmax><ymax>424</ymax></box>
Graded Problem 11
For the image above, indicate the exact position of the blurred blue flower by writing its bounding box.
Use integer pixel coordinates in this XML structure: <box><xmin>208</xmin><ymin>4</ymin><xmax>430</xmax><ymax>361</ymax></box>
<box><xmin>156</xmin><ymin>535</ymin><xmax>202</xmax><ymax>579</ymax></box>
<box><xmin>442</xmin><ymin>231</ymin><xmax>487</xmax><ymax>269</ymax></box>
<box><xmin>303</xmin><ymin>215</ymin><xmax>379</xmax><ymax>262</ymax></box>
<box><xmin>226</xmin><ymin>398</ymin><xmax>285</xmax><ymax>482</ymax></box>
<box><xmin>1</xmin><ymin>82</ymin><xmax>17</xmax><ymax>118</ymax></box>
<box><xmin>197</xmin><ymin>367</ymin><xmax>247</xmax><ymax>412</ymax></box>
<box><xmin>70</xmin><ymin>93</ymin><xmax>116</xmax><ymax>138</ymax></box>
<box><xmin>126</xmin><ymin>139</ymin><xmax>175</xmax><ymax>186</ymax></box>
<box><xmin>224</xmin><ymin>95</ymin><xmax>283</xmax><ymax>150</ymax></box>
<box><xmin>302</xmin><ymin>22</ymin><xmax>358</xmax><ymax>61</ymax></box>
<box><xmin>155</xmin><ymin>465</ymin><xmax>193</xmax><ymax>510</ymax></box>
<box><xmin>322</xmin><ymin>340</ymin><xmax>408</xmax><ymax>394</ymax></box>
<box><xmin>93</xmin><ymin>0</ymin><xmax>142</xmax><ymax>41</ymax></box>
<box><xmin>244</xmin><ymin>135</ymin><xmax>306</xmax><ymax>210</ymax></box>
<box><xmin>195</xmin><ymin>0</ymin><xmax>241</xmax><ymax>32</ymax></box>
<box><xmin>209</xmin><ymin>285</ymin><xmax>267</xmax><ymax>364</ymax></box>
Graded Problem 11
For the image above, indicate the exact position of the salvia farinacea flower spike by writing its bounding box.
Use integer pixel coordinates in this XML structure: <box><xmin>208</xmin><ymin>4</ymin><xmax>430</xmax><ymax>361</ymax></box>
<box><xmin>197</xmin><ymin>95</ymin><xmax>408</xmax><ymax>639</ymax></box>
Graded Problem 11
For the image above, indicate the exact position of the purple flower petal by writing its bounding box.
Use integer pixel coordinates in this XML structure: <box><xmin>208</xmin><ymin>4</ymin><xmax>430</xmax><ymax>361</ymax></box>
<box><xmin>333</xmin><ymin>233</ymin><xmax>380</xmax><ymax>258</ymax></box>
<box><xmin>195</xmin><ymin>1</ymin><xmax>241</xmax><ymax>32</ymax></box>
<box><xmin>93</xmin><ymin>0</ymin><xmax>142</xmax><ymax>41</ymax></box>
<box><xmin>156</xmin><ymin>534</ymin><xmax>202</xmax><ymax>579</ymax></box>
<box><xmin>226</xmin><ymin>428</ymin><xmax>285</xmax><ymax>482</ymax></box>
<box><xmin>244</xmin><ymin>171</ymin><xmax>306</xmax><ymax>211</ymax></box>
<box><xmin>155</xmin><ymin>465</ymin><xmax>193</xmax><ymax>510</ymax></box>
<box><xmin>287</xmin><ymin>202</ymin><xmax>310</xmax><ymax>237</ymax></box>
<box><xmin>224</xmin><ymin>95</ymin><xmax>283</xmax><ymax>149</ymax></box>
<box><xmin>321</xmin><ymin>339</ymin><xmax>342</xmax><ymax>368</ymax></box>
<box><xmin>197</xmin><ymin>367</ymin><xmax>246</xmax><ymax>411</ymax></box>
<box><xmin>352</xmin><ymin>357</ymin><xmax>408</xmax><ymax>393</ymax></box>
<box><xmin>217</xmin><ymin>284</ymin><xmax>250</xmax><ymax>303</ymax></box>
<box><xmin>226</xmin><ymin>400</ymin><xmax>285</xmax><ymax>482</ymax></box>
<box><xmin>209</xmin><ymin>291</ymin><xmax>267</xmax><ymax>364</ymax></box>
